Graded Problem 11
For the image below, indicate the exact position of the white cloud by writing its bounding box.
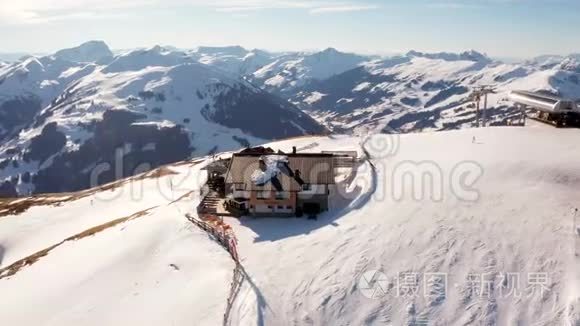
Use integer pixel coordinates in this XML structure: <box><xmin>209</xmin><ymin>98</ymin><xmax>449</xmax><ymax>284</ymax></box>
<box><xmin>0</xmin><ymin>0</ymin><xmax>380</xmax><ymax>24</ymax></box>
<box><xmin>425</xmin><ymin>0</ymin><xmax>528</xmax><ymax>9</ymax></box>
<box><xmin>0</xmin><ymin>0</ymin><xmax>151</xmax><ymax>24</ymax></box>
<box><xmin>309</xmin><ymin>5</ymin><xmax>379</xmax><ymax>14</ymax></box>
<box><xmin>426</xmin><ymin>2</ymin><xmax>482</xmax><ymax>9</ymax></box>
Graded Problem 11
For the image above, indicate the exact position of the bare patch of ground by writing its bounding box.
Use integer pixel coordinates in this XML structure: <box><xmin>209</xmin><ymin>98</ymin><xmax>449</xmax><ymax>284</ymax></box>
<box><xmin>133</xmin><ymin>166</ymin><xmax>178</xmax><ymax>181</ymax></box>
<box><xmin>168</xmin><ymin>190</ymin><xmax>196</xmax><ymax>205</ymax></box>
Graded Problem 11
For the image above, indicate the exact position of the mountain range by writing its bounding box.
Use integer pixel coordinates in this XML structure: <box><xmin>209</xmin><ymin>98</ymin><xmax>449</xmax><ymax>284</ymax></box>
<box><xmin>1</xmin><ymin>40</ymin><xmax>579</xmax><ymax>196</ymax></box>
<box><xmin>0</xmin><ymin>42</ymin><xmax>325</xmax><ymax>196</ymax></box>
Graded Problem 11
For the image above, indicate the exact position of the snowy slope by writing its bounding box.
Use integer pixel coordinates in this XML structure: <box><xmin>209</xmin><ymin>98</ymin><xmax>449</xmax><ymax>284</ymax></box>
<box><xmin>226</xmin><ymin>127</ymin><xmax>580</xmax><ymax>325</ymax></box>
<box><xmin>189</xmin><ymin>46</ymin><xmax>371</xmax><ymax>96</ymax></box>
<box><xmin>0</xmin><ymin>43</ymin><xmax>325</xmax><ymax>196</ymax></box>
<box><xmin>0</xmin><ymin>160</ymin><xmax>233</xmax><ymax>326</ymax></box>
<box><xmin>250</xmin><ymin>48</ymin><xmax>370</xmax><ymax>96</ymax></box>
<box><xmin>529</xmin><ymin>54</ymin><xmax>580</xmax><ymax>69</ymax></box>
<box><xmin>1</xmin><ymin>126</ymin><xmax>578</xmax><ymax>325</ymax></box>
<box><xmin>0</xmin><ymin>55</ymin><xmax>96</xmax><ymax>144</ymax></box>
<box><xmin>190</xmin><ymin>46</ymin><xmax>275</xmax><ymax>76</ymax></box>
<box><xmin>292</xmin><ymin>52</ymin><xmax>580</xmax><ymax>134</ymax></box>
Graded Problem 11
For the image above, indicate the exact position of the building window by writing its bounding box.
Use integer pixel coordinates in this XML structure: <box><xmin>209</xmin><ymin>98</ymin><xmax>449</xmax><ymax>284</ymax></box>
<box><xmin>250</xmin><ymin>205</ymin><xmax>254</xmax><ymax>209</ymax></box>
<box><xmin>277</xmin><ymin>205</ymin><xmax>284</xmax><ymax>209</ymax></box>
<box><xmin>235</xmin><ymin>184</ymin><xmax>245</xmax><ymax>191</ymax></box>
<box><xmin>286</xmin><ymin>205</ymin><xmax>292</xmax><ymax>209</ymax></box>
<box><xmin>257</xmin><ymin>191</ymin><xmax>269</xmax><ymax>199</ymax></box>
<box><xmin>275</xmin><ymin>192</ymin><xmax>288</xmax><ymax>199</ymax></box>
<box><xmin>267</xmin><ymin>205</ymin><xmax>273</xmax><ymax>209</ymax></box>
<box><xmin>302</xmin><ymin>184</ymin><xmax>311</xmax><ymax>191</ymax></box>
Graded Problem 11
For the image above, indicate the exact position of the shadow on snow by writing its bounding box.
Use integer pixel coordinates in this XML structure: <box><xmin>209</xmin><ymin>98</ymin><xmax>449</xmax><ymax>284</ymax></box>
<box><xmin>238</xmin><ymin>158</ymin><xmax>377</xmax><ymax>243</ymax></box>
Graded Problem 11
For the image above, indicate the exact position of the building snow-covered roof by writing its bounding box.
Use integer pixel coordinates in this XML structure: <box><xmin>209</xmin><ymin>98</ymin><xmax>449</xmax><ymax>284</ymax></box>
<box><xmin>225</xmin><ymin>153</ymin><xmax>335</xmax><ymax>191</ymax></box>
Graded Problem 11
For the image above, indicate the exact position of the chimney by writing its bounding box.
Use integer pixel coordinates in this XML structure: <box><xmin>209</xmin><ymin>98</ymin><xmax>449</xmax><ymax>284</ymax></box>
<box><xmin>292</xmin><ymin>146</ymin><xmax>297</xmax><ymax>154</ymax></box>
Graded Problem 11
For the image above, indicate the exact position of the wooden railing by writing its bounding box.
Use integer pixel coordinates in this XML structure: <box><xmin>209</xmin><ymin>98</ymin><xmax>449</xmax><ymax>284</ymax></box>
<box><xmin>185</xmin><ymin>212</ymin><xmax>243</xmax><ymax>326</ymax></box>
<box><xmin>185</xmin><ymin>213</ymin><xmax>239</xmax><ymax>262</ymax></box>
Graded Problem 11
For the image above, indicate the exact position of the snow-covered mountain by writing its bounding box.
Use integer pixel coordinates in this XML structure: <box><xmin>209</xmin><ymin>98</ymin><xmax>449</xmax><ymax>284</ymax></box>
<box><xmin>0</xmin><ymin>52</ymin><xmax>38</xmax><ymax>63</ymax></box>
<box><xmin>0</xmin><ymin>42</ymin><xmax>325</xmax><ymax>196</ymax></box>
<box><xmin>406</xmin><ymin>50</ymin><xmax>493</xmax><ymax>63</ymax></box>
<box><xmin>2</xmin><ymin>41</ymin><xmax>580</xmax><ymax>197</ymax></box>
<box><xmin>249</xmin><ymin>48</ymin><xmax>371</xmax><ymax>96</ymax></box>
<box><xmin>189</xmin><ymin>46</ymin><xmax>275</xmax><ymax>76</ymax></box>
<box><xmin>54</xmin><ymin>40</ymin><xmax>114</xmax><ymax>64</ymax></box>
<box><xmin>292</xmin><ymin>52</ymin><xmax>580</xmax><ymax>133</ymax></box>
<box><xmin>187</xmin><ymin>46</ymin><xmax>372</xmax><ymax>96</ymax></box>
<box><xmin>529</xmin><ymin>54</ymin><xmax>580</xmax><ymax>69</ymax></box>
<box><xmin>0</xmin><ymin>55</ymin><xmax>96</xmax><ymax>144</ymax></box>
<box><xmin>1</xmin><ymin>127</ymin><xmax>579</xmax><ymax>325</ymax></box>
<box><xmin>184</xmin><ymin>46</ymin><xmax>579</xmax><ymax>135</ymax></box>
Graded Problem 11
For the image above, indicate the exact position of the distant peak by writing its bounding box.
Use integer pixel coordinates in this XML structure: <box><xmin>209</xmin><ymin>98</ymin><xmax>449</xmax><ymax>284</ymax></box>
<box><xmin>248</xmin><ymin>48</ymin><xmax>272</xmax><ymax>57</ymax></box>
<box><xmin>196</xmin><ymin>45</ymin><xmax>248</xmax><ymax>56</ymax></box>
<box><xmin>81</xmin><ymin>40</ymin><xmax>108</xmax><ymax>47</ymax></box>
<box><xmin>23</xmin><ymin>56</ymin><xmax>44</xmax><ymax>71</ymax></box>
<box><xmin>135</xmin><ymin>45</ymin><xmax>184</xmax><ymax>57</ymax></box>
<box><xmin>459</xmin><ymin>50</ymin><xmax>490</xmax><ymax>62</ymax></box>
<box><xmin>321</xmin><ymin>47</ymin><xmax>340</xmax><ymax>54</ymax></box>
<box><xmin>310</xmin><ymin>48</ymin><xmax>350</xmax><ymax>59</ymax></box>
<box><xmin>54</xmin><ymin>40</ymin><xmax>113</xmax><ymax>63</ymax></box>
<box><xmin>559</xmin><ymin>57</ymin><xmax>580</xmax><ymax>72</ymax></box>
<box><xmin>67</xmin><ymin>40</ymin><xmax>111</xmax><ymax>53</ymax></box>
<box><xmin>406</xmin><ymin>50</ymin><xmax>490</xmax><ymax>63</ymax></box>
<box><xmin>149</xmin><ymin>45</ymin><xmax>165</xmax><ymax>53</ymax></box>
<box><xmin>315</xmin><ymin>48</ymin><xmax>353</xmax><ymax>57</ymax></box>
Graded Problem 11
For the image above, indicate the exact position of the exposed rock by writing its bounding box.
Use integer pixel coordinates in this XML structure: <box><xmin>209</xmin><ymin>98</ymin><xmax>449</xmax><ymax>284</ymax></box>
<box><xmin>24</xmin><ymin>122</ymin><xmax>67</xmax><ymax>163</ymax></box>
<box><xmin>32</xmin><ymin>110</ymin><xmax>192</xmax><ymax>193</ymax></box>
<box><xmin>0</xmin><ymin>96</ymin><xmax>42</xmax><ymax>142</ymax></box>
<box><xmin>206</xmin><ymin>85</ymin><xmax>325</xmax><ymax>139</ymax></box>
<box><xmin>0</xmin><ymin>180</ymin><xmax>17</xmax><ymax>198</ymax></box>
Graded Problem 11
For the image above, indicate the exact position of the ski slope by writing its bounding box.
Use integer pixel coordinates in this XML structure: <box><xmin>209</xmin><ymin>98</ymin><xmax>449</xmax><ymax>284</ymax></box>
<box><xmin>226</xmin><ymin>127</ymin><xmax>580</xmax><ymax>326</ymax></box>
<box><xmin>0</xmin><ymin>126</ymin><xmax>579</xmax><ymax>325</ymax></box>
<box><xmin>0</xmin><ymin>161</ymin><xmax>234</xmax><ymax>326</ymax></box>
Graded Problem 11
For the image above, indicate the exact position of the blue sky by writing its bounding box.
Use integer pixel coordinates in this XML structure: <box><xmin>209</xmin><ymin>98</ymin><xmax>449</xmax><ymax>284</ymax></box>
<box><xmin>0</xmin><ymin>0</ymin><xmax>579</xmax><ymax>58</ymax></box>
